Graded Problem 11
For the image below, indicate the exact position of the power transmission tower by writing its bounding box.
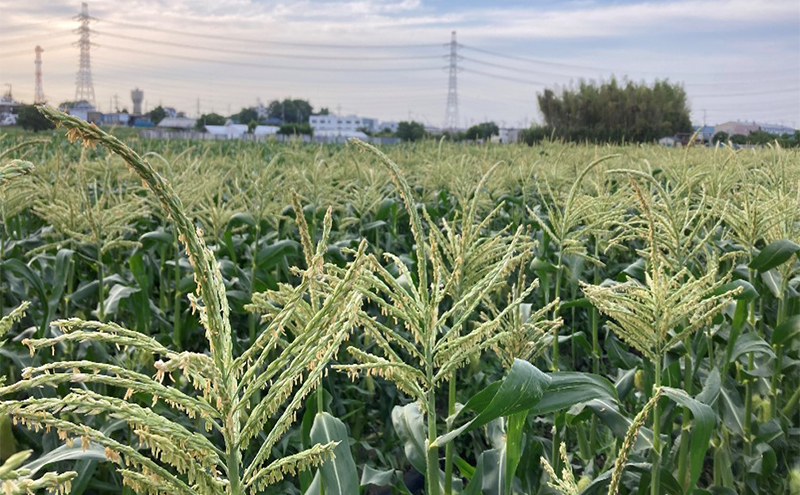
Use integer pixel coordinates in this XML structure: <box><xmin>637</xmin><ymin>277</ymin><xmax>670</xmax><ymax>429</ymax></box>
<box><xmin>34</xmin><ymin>46</ymin><xmax>45</xmax><ymax>104</ymax></box>
<box><xmin>444</xmin><ymin>31</ymin><xmax>459</xmax><ymax>132</ymax></box>
<box><xmin>74</xmin><ymin>2</ymin><xmax>96</xmax><ymax>106</ymax></box>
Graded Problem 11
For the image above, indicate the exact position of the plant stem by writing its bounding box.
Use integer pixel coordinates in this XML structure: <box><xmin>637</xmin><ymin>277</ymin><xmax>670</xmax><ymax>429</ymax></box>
<box><xmin>590</xmin><ymin>243</ymin><xmax>600</xmax><ymax>451</ymax></box>
<box><xmin>97</xmin><ymin>245</ymin><xmax>105</xmax><ymax>322</ymax></box>
<box><xmin>173</xmin><ymin>229</ymin><xmax>182</xmax><ymax>349</ymax></box>
<box><xmin>444</xmin><ymin>375</ymin><xmax>456</xmax><ymax>495</ymax></box>
<box><xmin>426</xmin><ymin>386</ymin><xmax>440</xmax><ymax>495</ymax></box>
<box><xmin>768</xmin><ymin>274</ymin><xmax>789</xmax><ymax>419</ymax></box>
<box><xmin>676</xmin><ymin>338</ymin><xmax>693</xmax><ymax>489</ymax></box>
<box><xmin>248</xmin><ymin>222</ymin><xmax>260</xmax><ymax>344</ymax></box>
<box><xmin>651</xmin><ymin>358</ymin><xmax>662</xmax><ymax>495</ymax></box>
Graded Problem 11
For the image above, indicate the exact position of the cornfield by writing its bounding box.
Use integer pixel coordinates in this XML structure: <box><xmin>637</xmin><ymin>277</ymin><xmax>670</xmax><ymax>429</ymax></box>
<box><xmin>1</xmin><ymin>107</ymin><xmax>799</xmax><ymax>495</ymax></box>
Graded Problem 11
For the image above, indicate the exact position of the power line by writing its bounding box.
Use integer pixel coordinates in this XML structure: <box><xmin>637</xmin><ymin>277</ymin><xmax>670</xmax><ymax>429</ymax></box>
<box><xmin>461</xmin><ymin>54</ymin><xmax>800</xmax><ymax>88</ymax></box>
<box><xmin>90</xmin><ymin>30</ymin><xmax>445</xmax><ymax>61</ymax></box>
<box><xmin>691</xmin><ymin>88</ymin><xmax>800</xmax><ymax>98</ymax></box>
<box><xmin>94</xmin><ymin>43</ymin><xmax>447</xmax><ymax>73</ymax></box>
<box><xmin>461</xmin><ymin>67</ymin><xmax>548</xmax><ymax>86</ymax></box>
<box><xmin>94</xmin><ymin>17</ymin><xmax>444</xmax><ymax>50</ymax></box>
<box><xmin>458</xmin><ymin>43</ymin><xmax>800</xmax><ymax>78</ymax></box>
<box><xmin>0</xmin><ymin>43</ymin><xmax>73</xmax><ymax>58</ymax></box>
<box><xmin>0</xmin><ymin>30</ymin><xmax>75</xmax><ymax>48</ymax></box>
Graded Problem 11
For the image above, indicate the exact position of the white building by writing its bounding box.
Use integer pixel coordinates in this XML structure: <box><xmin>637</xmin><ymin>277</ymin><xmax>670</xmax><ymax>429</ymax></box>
<box><xmin>158</xmin><ymin>117</ymin><xmax>197</xmax><ymax>130</ymax></box>
<box><xmin>101</xmin><ymin>112</ymin><xmax>130</xmax><ymax>125</ymax></box>
<box><xmin>254</xmin><ymin>125</ymin><xmax>280</xmax><ymax>137</ymax></box>
<box><xmin>205</xmin><ymin>120</ymin><xmax>248</xmax><ymax>139</ymax></box>
<box><xmin>378</xmin><ymin>121</ymin><xmax>400</xmax><ymax>133</ymax></box>
<box><xmin>491</xmin><ymin>128</ymin><xmax>522</xmax><ymax>144</ymax></box>
<box><xmin>759</xmin><ymin>123</ymin><xmax>795</xmax><ymax>135</ymax></box>
<box><xmin>66</xmin><ymin>101</ymin><xmax>97</xmax><ymax>122</ymax></box>
<box><xmin>309</xmin><ymin>114</ymin><xmax>373</xmax><ymax>134</ymax></box>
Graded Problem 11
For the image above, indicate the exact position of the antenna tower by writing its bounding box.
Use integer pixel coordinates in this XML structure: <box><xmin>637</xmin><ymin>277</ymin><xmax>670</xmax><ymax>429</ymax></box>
<box><xmin>74</xmin><ymin>2</ymin><xmax>96</xmax><ymax>106</ymax></box>
<box><xmin>34</xmin><ymin>46</ymin><xmax>45</xmax><ymax>104</ymax></box>
<box><xmin>444</xmin><ymin>31</ymin><xmax>459</xmax><ymax>132</ymax></box>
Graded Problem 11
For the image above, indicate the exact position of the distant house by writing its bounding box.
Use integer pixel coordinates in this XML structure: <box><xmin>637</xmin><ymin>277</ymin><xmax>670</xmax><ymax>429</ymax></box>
<box><xmin>101</xmin><ymin>112</ymin><xmax>130</xmax><ymax>126</ymax></box>
<box><xmin>758</xmin><ymin>123</ymin><xmax>795</xmax><ymax>135</ymax></box>
<box><xmin>424</xmin><ymin>125</ymin><xmax>443</xmax><ymax>136</ymax></box>
<box><xmin>253</xmin><ymin>125</ymin><xmax>280</xmax><ymax>137</ymax></box>
<box><xmin>492</xmin><ymin>128</ymin><xmax>522</xmax><ymax>144</ymax></box>
<box><xmin>659</xmin><ymin>136</ymin><xmax>681</xmax><ymax>148</ymax></box>
<box><xmin>715</xmin><ymin>121</ymin><xmax>760</xmax><ymax>137</ymax></box>
<box><xmin>314</xmin><ymin>129</ymin><xmax>368</xmax><ymax>139</ymax></box>
<box><xmin>158</xmin><ymin>117</ymin><xmax>197</xmax><ymax>130</ymax></box>
<box><xmin>67</xmin><ymin>101</ymin><xmax>97</xmax><ymax>122</ymax></box>
<box><xmin>205</xmin><ymin>120</ymin><xmax>248</xmax><ymax>139</ymax></box>
<box><xmin>693</xmin><ymin>125</ymin><xmax>715</xmax><ymax>143</ymax></box>
<box><xmin>309</xmin><ymin>114</ymin><xmax>373</xmax><ymax>134</ymax></box>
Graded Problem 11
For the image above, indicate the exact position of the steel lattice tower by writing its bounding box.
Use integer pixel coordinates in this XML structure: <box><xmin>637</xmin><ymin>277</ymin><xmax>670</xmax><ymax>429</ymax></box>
<box><xmin>74</xmin><ymin>2</ymin><xmax>96</xmax><ymax>106</ymax></box>
<box><xmin>34</xmin><ymin>45</ymin><xmax>45</xmax><ymax>104</ymax></box>
<box><xmin>444</xmin><ymin>31</ymin><xmax>459</xmax><ymax>132</ymax></box>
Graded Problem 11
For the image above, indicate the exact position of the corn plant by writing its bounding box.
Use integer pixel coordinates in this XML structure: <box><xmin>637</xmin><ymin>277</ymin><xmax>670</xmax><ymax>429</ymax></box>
<box><xmin>0</xmin><ymin>107</ymin><xmax>369</xmax><ymax>495</ymax></box>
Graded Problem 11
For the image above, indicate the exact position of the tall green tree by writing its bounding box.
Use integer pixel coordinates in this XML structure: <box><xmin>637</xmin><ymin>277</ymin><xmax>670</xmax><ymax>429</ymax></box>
<box><xmin>537</xmin><ymin>78</ymin><xmax>692</xmax><ymax>143</ymax></box>
<box><xmin>396</xmin><ymin>121</ymin><xmax>426</xmax><ymax>141</ymax></box>
<box><xmin>148</xmin><ymin>106</ymin><xmax>167</xmax><ymax>126</ymax></box>
<box><xmin>16</xmin><ymin>105</ymin><xmax>54</xmax><ymax>132</ymax></box>
<box><xmin>195</xmin><ymin>113</ymin><xmax>226</xmax><ymax>131</ymax></box>
<box><xmin>465</xmin><ymin>122</ymin><xmax>499</xmax><ymax>141</ymax></box>
<box><xmin>266</xmin><ymin>99</ymin><xmax>314</xmax><ymax>124</ymax></box>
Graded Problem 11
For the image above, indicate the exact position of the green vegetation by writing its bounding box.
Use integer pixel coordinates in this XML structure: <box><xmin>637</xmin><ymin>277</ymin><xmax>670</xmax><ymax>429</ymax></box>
<box><xmin>538</xmin><ymin>78</ymin><xmax>692</xmax><ymax>142</ymax></box>
<box><xmin>0</xmin><ymin>106</ymin><xmax>799</xmax><ymax>495</ymax></box>
<box><xmin>195</xmin><ymin>113</ymin><xmax>226</xmax><ymax>130</ymax></box>
<box><xmin>15</xmin><ymin>105</ymin><xmax>55</xmax><ymax>133</ymax></box>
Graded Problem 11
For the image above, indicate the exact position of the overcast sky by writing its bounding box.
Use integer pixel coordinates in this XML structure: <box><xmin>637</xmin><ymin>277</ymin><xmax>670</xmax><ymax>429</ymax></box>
<box><xmin>1</xmin><ymin>0</ymin><xmax>798</xmax><ymax>129</ymax></box>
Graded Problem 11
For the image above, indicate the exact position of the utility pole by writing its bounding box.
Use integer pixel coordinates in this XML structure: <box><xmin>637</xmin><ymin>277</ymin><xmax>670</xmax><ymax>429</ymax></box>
<box><xmin>444</xmin><ymin>31</ymin><xmax>459</xmax><ymax>132</ymax></box>
<box><xmin>74</xmin><ymin>2</ymin><xmax>96</xmax><ymax>106</ymax></box>
<box><xmin>196</xmin><ymin>98</ymin><xmax>200</xmax><ymax>118</ymax></box>
<box><xmin>34</xmin><ymin>46</ymin><xmax>45</xmax><ymax>104</ymax></box>
<box><xmin>113</xmin><ymin>93</ymin><xmax>119</xmax><ymax>112</ymax></box>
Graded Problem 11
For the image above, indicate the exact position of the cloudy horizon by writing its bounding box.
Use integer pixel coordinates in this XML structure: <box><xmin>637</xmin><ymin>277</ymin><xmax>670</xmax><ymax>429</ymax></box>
<box><xmin>1</xmin><ymin>0</ymin><xmax>798</xmax><ymax>129</ymax></box>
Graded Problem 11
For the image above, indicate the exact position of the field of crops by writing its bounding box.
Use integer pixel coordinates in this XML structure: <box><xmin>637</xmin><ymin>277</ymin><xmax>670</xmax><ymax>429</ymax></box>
<box><xmin>1</xmin><ymin>108</ymin><xmax>799</xmax><ymax>495</ymax></box>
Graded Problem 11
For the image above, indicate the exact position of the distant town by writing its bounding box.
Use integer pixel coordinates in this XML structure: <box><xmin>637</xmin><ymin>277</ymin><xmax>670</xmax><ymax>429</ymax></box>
<box><xmin>2</xmin><ymin>84</ymin><xmax>797</xmax><ymax>148</ymax></box>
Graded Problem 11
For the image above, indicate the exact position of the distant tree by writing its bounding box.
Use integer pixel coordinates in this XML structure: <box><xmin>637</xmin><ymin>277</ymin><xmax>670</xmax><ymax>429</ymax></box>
<box><xmin>520</xmin><ymin>125</ymin><xmax>555</xmax><ymax>145</ymax></box>
<box><xmin>278</xmin><ymin>123</ymin><xmax>313</xmax><ymax>136</ymax></box>
<box><xmin>17</xmin><ymin>105</ymin><xmax>54</xmax><ymax>132</ymax></box>
<box><xmin>57</xmin><ymin>101</ymin><xmax>78</xmax><ymax>110</ymax></box>
<box><xmin>267</xmin><ymin>99</ymin><xmax>314</xmax><ymax>124</ymax></box>
<box><xmin>318</xmin><ymin>107</ymin><xmax>330</xmax><ymax>115</ymax></box>
<box><xmin>465</xmin><ymin>122</ymin><xmax>499</xmax><ymax>141</ymax></box>
<box><xmin>396</xmin><ymin>121</ymin><xmax>426</xmax><ymax>142</ymax></box>
<box><xmin>730</xmin><ymin>134</ymin><xmax>748</xmax><ymax>145</ymax></box>
<box><xmin>537</xmin><ymin>78</ymin><xmax>691</xmax><ymax>143</ymax></box>
<box><xmin>234</xmin><ymin>107</ymin><xmax>259</xmax><ymax>124</ymax></box>
<box><xmin>195</xmin><ymin>113</ymin><xmax>225</xmax><ymax>131</ymax></box>
<box><xmin>247</xmin><ymin>120</ymin><xmax>258</xmax><ymax>133</ymax></box>
<box><xmin>712</xmin><ymin>131</ymin><xmax>729</xmax><ymax>143</ymax></box>
<box><xmin>148</xmin><ymin>106</ymin><xmax>167</xmax><ymax>126</ymax></box>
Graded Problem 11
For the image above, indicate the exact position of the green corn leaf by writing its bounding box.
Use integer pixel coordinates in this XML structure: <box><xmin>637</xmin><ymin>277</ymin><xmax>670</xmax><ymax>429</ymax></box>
<box><xmin>21</xmin><ymin>439</ymin><xmax>107</xmax><ymax>476</ymax></box>
<box><xmin>772</xmin><ymin>315</ymin><xmax>800</xmax><ymax>346</ymax></box>
<box><xmin>532</xmin><ymin>371</ymin><xmax>617</xmax><ymax>416</ymax></box>
<box><xmin>662</xmin><ymin>387</ymin><xmax>716</xmax><ymax>492</ymax></box>
<box><xmin>309</xmin><ymin>412</ymin><xmax>358</xmax><ymax>495</ymax></box>
<box><xmin>1</xmin><ymin>259</ymin><xmax>48</xmax><ymax>337</ymax></box>
<box><xmin>714</xmin><ymin>279</ymin><xmax>758</xmax><ymax>300</ymax></box>
<box><xmin>391</xmin><ymin>402</ymin><xmax>427</xmax><ymax>474</ymax></box>
<box><xmin>360</xmin><ymin>465</ymin><xmax>396</xmax><ymax>487</ymax></box>
<box><xmin>434</xmin><ymin>359</ymin><xmax>550</xmax><ymax>447</ymax></box>
<box><xmin>749</xmin><ymin>239</ymin><xmax>800</xmax><ymax>272</ymax></box>
<box><xmin>729</xmin><ymin>333</ymin><xmax>776</xmax><ymax>363</ymax></box>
